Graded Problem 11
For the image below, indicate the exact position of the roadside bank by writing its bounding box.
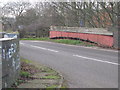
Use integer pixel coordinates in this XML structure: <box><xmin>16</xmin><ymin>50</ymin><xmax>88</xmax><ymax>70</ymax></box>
<box><xmin>11</xmin><ymin>58</ymin><xmax>66</xmax><ymax>88</ymax></box>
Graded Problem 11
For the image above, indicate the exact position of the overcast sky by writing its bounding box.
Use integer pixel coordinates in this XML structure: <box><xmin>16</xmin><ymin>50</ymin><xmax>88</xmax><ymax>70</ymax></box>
<box><xmin>0</xmin><ymin>0</ymin><xmax>71</xmax><ymax>4</ymax></box>
<box><xmin>0</xmin><ymin>0</ymin><xmax>118</xmax><ymax>5</ymax></box>
<box><xmin>0</xmin><ymin>0</ymin><xmax>43</xmax><ymax>4</ymax></box>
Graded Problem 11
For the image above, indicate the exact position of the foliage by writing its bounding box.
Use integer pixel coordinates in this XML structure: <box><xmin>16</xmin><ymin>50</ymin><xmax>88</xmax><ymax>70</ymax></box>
<box><xmin>52</xmin><ymin>39</ymin><xmax>95</xmax><ymax>47</ymax></box>
<box><xmin>21</xmin><ymin>37</ymin><xmax>95</xmax><ymax>47</ymax></box>
<box><xmin>1</xmin><ymin>1</ymin><xmax>119</xmax><ymax>37</ymax></box>
<box><xmin>21</xmin><ymin>59</ymin><xmax>32</xmax><ymax>64</ymax></box>
<box><xmin>20</xmin><ymin>71</ymin><xmax>30</xmax><ymax>77</ymax></box>
<box><xmin>41</xmin><ymin>75</ymin><xmax>60</xmax><ymax>79</ymax></box>
<box><xmin>21</xmin><ymin>37</ymin><xmax>50</xmax><ymax>40</ymax></box>
<box><xmin>46</xmin><ymin>85</ymin><xmax>58</xmax><ymax>88</ymax></box>
<box><xmin>53</xmin><ymin>39</ymin><xmax>83</xmax><ymax>45</ymax></box>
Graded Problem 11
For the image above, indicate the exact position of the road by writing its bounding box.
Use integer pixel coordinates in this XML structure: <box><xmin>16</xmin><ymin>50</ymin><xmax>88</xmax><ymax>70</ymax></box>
<box><xmin>20</xmin><ymin>40</ymin><xmax>118</xmax><ymax>88</ymax></box>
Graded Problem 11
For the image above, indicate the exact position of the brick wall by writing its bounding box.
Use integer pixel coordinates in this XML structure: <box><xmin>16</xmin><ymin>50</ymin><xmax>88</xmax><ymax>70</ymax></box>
<box><xmin>50</xmin><ymin>26</ymin><xmax>114</xmax><ymax>47</ymax></box>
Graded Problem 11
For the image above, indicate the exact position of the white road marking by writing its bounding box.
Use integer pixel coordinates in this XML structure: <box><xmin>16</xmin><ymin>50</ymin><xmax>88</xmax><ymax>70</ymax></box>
<box><xmin>30</xmin><ymin>45</ymin><xmax>47</xmax><ymax>50</ymax></box>
<box><xmin>20</xmin><ymin>42</ymin><xmax>59</xmax><ymax>53</ymax></box>
<box><xmin>20</xmin><ymin>42</ymin><xmax>118</xmax><ymax>65</ymax></box>
<box><xmin>59</xmin><ymin>44</ymin><xmax>118</xmax><ymax>52</ymax></box>
<box><xmin>29</xmin><ymin>41</ymin><xmax>118</xmax><ymax>52</ymax></box>
<box><xmin>30</xmin><ymin>45</ymin><xmax>59</xmax><ymax>52</ymax></box>
<box><xmin>20</xmin><ymin>43</ymin><xmax>25</xmax><ymax>45</ymax></box>
<box><xmin>30</xmin><ymin>41</ymin><xmax>41</xmax><ymax>42</ymax></box>
<box><xmin>73</xmin><ymin>54</ymin><xmax>119</xmax><ymax>65</ymax></box>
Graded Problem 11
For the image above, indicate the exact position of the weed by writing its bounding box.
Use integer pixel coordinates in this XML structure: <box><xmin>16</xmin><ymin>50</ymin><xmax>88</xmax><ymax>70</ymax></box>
<box><xmin>41</xmin><ymin>67</ymin><xmax>56</xmax><ymax>73</ymax></box>
<box><xmin>46</xmin><ymin>85</ymin><xmax>67</xmax><ymax>90</ymax></box>
<box><xmin>21</xmin><ymin>59</ymin><xmax>32</xmax><ymax>64</ymax></box>
<box><xmin>21</xmin><ymin>37</ymin><xmax>49</xmax><ymax>41</ymax></box>
<box><xmin>85</xmin><ymin>44</ymin><xmax>94</xmax><ymax>47</ymax></box>
<box><xmin>47</xmin><ymin>85</ymin><xmax>58</xmax><ymax>88</ymax></box>
<box><xmin>53</xmin><ymin>39</ymin><xmax>83</xmax><ymax>45</ymax></box>
<box><xmin>41</xmin><ymin>75</ymin><xmax>60</xmax><ymax>79</ymax></box>
<box><xmin>21</xmin><ymin>38</ymin><xmax>95</xmax><ymax>47</ymax></box>
<box><xmin>20</xmin><ymin>71</ymin><xmax>30</xmax><ymax>77</ymax></box>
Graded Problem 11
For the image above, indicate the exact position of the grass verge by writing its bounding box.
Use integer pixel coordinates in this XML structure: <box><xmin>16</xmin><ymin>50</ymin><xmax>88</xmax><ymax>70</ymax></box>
<box><xmin>21</xmin><ymin>37</ymin><xmax>50</xmax><ymax>41</ymax></box>
<box><xmin>21</xmin><ymin>37</ymin><xmax>95</xmax><ymax>47</ymax></box>
<box><xmin>41</xmin><ymin>75</ymin><xmax>60</xmax><ymax>79</ymax></box>
<box><xmin>20</xmin><ymin>71</ymin><xmax>31</xmax><ymax>78</ymax></box>
<box><xmin>11</xmin><ymin>58</ymin><xmax>65</xmax><ymax>88</ymax></box>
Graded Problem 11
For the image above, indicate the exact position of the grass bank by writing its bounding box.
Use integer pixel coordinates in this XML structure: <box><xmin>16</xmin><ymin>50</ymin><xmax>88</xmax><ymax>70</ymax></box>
<box><xmin>21</xmin><ymin>37</ymin><xmax>95</xmax><ymax>47</ymax></box>
<box><xmin>21</xmin><ymin>37</ymin><xmax>50</xmax><ymax>41</ymax></box>
<box><xmin>11</xmin><ymin>58</ymin><xmax>66</xmax><ymax>88</ymax></box>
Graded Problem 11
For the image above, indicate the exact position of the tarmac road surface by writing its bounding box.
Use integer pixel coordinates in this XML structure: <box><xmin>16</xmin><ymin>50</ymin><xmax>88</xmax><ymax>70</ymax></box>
<box><xmin>20</xmin><ymin>40</ymin><xmax>118</xmax><ymax>88</ymax></box>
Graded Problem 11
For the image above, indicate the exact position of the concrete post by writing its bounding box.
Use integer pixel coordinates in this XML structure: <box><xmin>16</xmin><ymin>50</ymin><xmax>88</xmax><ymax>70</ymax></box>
<box><xmin>0</xmin><ymin>41</ymin><xmax>2</xmax><ymax>89</ymax></box>
<box><xmin>113</xmin><ymin>14</ymin><xmax>120</xmax><ymax>49</ymax></box>
<box><xmin>113</xmin><ymin>27</ymin><xmax>120</xmax><ymax>49</ymax></box>
<box><xmin>0</xmin><ymin>38</ymin><xmax>20</xmax><ymax>88</ymax></box>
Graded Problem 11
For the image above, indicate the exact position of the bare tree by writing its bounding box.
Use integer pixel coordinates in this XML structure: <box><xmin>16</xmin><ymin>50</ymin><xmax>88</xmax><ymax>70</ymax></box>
<box><xmin>2</xmin><ymin>1</ymin><xmax>31</xmax><ymax>17</ymax></box>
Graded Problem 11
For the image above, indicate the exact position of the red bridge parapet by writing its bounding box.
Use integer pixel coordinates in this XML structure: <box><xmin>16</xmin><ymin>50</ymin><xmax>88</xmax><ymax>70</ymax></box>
<box><xmin>50</xmin><ymin>26</ymin><xmax>114</xmax><ymax>47</ymax></box>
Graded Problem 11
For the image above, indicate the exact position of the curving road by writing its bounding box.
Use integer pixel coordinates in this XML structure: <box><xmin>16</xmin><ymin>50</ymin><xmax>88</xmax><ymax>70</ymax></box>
<box><xmin>20</xmin><ymin>40</ymin><xmax>118</xmax><ymax>88</ymax></box>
